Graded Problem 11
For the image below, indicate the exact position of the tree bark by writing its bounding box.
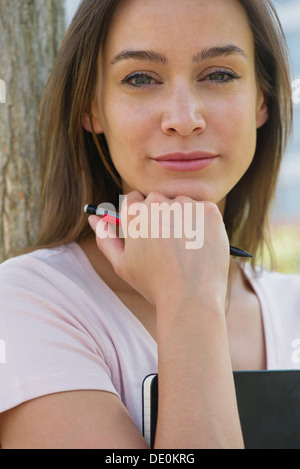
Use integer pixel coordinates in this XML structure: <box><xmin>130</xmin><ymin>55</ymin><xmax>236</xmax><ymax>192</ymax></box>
<box><xmin>0</xmin><ymin>1</ymin><xmax>65</xmax><ymax>262</ymax></box>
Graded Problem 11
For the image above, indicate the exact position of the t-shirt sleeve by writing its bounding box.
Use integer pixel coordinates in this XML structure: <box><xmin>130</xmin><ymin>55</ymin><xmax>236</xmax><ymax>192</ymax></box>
<box><xmin>0</xmin><ymin>255</ymin><xmax>120</xmax><ymax>413</ymax></box>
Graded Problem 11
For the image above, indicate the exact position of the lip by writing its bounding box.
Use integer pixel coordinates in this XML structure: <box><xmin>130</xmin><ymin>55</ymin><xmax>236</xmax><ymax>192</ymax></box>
<box><xmin>153</xmin><ymin>152</ymin><xmax>218</xmax><ymax>172</ymax></box>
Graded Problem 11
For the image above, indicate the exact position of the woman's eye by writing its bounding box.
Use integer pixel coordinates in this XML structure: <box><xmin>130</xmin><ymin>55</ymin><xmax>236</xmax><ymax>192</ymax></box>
<box><xmin>206</xmin><ymin>70</ymin><xmax>241</xmax><ymax>85</ymax></box>
<box><xmin>122</xmin><ymin>73</ymin><xmax>158</xmax><ymax>88</ymax></box>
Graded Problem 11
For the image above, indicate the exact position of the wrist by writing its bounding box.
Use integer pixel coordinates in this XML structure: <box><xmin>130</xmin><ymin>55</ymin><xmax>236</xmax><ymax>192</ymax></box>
<box><xmin>156</xmin><ymin>289</ymin><xmax>226</xmax><ymax>320</ymax></box>
<box><xmin>155</xmin><ymin>293</ymin><xmax>227</xmax><ymax>352</ymax></box>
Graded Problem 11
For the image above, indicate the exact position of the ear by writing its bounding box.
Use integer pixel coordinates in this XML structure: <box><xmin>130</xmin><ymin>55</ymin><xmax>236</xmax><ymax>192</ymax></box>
<box><xmin>256</xmin><ymin>91</ymin><xmax>269</xmax><ymax>129</ymax></box>
<box><xmin>82</xmin><ymin>107</ymin><xmax>104</xmax><ymax>134</ymax></box>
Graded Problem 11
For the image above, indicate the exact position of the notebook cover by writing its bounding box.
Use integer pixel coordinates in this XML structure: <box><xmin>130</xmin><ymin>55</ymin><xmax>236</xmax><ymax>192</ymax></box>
<box><xmin>142</xmin><ymin>370</ymin><xmax>300</xmax><ymax>449</ymax></box>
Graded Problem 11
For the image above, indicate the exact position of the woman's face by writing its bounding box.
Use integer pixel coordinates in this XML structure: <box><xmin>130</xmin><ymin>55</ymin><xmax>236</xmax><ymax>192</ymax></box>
<box><xmin>88</xmin><ymin>0</ymin><xmax>268</xmax><ymax>207</ymax></box>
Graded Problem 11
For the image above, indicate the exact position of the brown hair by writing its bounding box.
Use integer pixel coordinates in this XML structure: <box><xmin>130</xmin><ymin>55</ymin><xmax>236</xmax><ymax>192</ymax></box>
<box><xmin>36</xmin><ymin>0</ymin><xmax>293</xmax><ymax>265</ymax></box>
<box><xmin>224</xmin><ymin>0</ymin><xmax>294</xmax><ymax>265</ymax></box>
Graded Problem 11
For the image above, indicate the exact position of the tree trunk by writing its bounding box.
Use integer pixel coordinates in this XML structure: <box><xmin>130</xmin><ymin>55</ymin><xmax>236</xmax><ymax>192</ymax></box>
<box><xmin>0</xmin><ymin>1</ymin><xmax>65</xmax><ymax>262</ymax></box>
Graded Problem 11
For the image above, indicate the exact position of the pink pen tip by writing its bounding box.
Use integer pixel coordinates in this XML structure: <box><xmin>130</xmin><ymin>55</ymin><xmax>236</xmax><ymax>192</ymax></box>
<box><xmin>102</xmin><ymin>214</ymin><xmax>120</xmax><ymax>226</ymax></box>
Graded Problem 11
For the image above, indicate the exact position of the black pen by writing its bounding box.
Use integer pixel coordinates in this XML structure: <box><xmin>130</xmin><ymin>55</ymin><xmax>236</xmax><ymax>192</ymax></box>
<box><xmin>229</xmin><ymin>245</ymin><xmax>253</xmax><ymax>258</ymax></box>
<box><xmin>84</xmin><ymin>204</ymin><xmax>253</xmax><ymax>259</ymax></box>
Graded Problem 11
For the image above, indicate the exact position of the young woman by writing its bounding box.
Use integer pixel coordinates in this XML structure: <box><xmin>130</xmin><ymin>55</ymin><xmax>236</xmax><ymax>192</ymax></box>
<box><xmin>0</xmin><ymin>0</ymin><xmax>298</xmax><ymax>449</ymax></box>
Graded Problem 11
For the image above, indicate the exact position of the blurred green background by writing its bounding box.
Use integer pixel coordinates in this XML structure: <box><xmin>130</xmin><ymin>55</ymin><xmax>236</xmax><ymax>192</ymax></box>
<box><xmin>266</xmin><ymin>224</ymin><xmax>300</xmax><ymax>273</ymax></box>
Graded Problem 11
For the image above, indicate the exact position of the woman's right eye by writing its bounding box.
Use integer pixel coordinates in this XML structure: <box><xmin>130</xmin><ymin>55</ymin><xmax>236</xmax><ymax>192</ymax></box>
<box><xmin>121</xmin><ymin>72</ymin><xmax>159</xmax><ymax>88</ymax></box>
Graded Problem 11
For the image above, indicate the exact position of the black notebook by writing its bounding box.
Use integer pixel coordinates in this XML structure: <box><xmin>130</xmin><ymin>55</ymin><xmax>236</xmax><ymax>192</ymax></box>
<box><xmin>142</xmin><ymin>370</ymin><xmax>300</xmax><ymax>449</ymax></box>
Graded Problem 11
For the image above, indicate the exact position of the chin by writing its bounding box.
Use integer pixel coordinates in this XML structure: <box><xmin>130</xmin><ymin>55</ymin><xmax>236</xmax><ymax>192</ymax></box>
<box><xmin>146</xmin><ymin>180</ymin><xmax>218</xmax><ymax>203</ymax></box>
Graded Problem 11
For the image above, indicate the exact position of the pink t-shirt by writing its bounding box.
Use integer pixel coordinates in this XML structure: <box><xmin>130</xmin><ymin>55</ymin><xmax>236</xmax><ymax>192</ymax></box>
<box><xmin>0</xmin><ymin>242</ymin><xmax>299</xmax><ymax>434</ymax></box>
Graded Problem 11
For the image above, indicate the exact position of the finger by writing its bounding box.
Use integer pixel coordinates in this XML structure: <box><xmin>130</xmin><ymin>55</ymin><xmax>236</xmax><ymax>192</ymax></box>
<box><xmin>120</xmin><ymin>191</ymin><xmax>145</xmax><ymax>219</ymax></box>
<box><xmin>89</xmin><ymin>216</ymin><xmax>125</xmax><ymax>272</ymax></box>
<box><xmin>123</xmin><ymin>190</ymin><xmax>146</xmax><ymax>203</ymax></box>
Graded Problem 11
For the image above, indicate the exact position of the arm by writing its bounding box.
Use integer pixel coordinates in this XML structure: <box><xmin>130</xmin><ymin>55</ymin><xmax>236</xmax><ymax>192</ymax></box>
<box><xmin>0</xmin><ymin>391</ymin><xmax>149</xmax><ymax>449</ymax></box>
<box><xmin>155</xmin><ymin>298</ymin><xmax>243</xmax><ymax>448</ymax></box>
<box><xmin>92</xmin><ymin>191</ymin><xmax>244</xmax><ymax>449</ymax></box>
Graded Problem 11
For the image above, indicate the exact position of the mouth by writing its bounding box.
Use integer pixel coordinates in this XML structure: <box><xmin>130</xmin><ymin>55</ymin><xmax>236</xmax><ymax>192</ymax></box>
<box><xmin>152</xmin><ymin>151</ymin><xmax>218</xmax><ymax>172</ymax></box>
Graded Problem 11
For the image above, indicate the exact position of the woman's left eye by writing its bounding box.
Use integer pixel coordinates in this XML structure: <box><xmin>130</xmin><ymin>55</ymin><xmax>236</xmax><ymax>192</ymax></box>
<box><xmin>205</xmin><ymin>70</ymin><xmax>241</xmax><ymax>85</ymax></box>
<box><xmin>121</xmin><ymin>73</ymin><xmax>158</xmax><ymax>88</ymax></box>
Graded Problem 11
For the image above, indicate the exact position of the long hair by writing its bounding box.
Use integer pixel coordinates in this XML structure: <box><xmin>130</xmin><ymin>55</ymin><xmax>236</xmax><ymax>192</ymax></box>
<box><xmin>37</xmin><ymin>0</ymin><xmax>121</xmax><ymax>248</ymax></box>
<box><xmin>36</xmin><ymin>0</ymin><xmax>293</xmax><ymax>266</ymax></box>
<box><xmin>224</xmin><ymin>0</ymin><xmax>294</xmax><ymax>265</ymax></box>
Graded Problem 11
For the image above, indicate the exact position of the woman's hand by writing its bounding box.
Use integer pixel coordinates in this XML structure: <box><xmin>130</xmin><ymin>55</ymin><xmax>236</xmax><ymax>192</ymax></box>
<box><xmin>89</xmin><ymin>191</ymin><xmax>230</xmax><ymax>312</ymax></box>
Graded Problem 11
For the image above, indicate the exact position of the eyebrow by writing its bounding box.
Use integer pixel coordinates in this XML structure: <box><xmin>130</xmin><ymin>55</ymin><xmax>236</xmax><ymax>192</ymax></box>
<box><xmin>110</xmin><ymin>44</ymin><xmax>248</xmax><ymax>66</ymax></box>
<box><xmin>193</xmin><ymin>45</ymin><xmax>248</xmax><ymax>63</ymax></box>
<box><xmin>110</xmin><ymin>50</ymin><xmax>167</xmax><ymax>65</ymax></box>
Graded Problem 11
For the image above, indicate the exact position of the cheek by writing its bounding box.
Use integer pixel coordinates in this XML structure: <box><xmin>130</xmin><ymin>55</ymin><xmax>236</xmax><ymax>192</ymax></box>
<box><xmin>102</xmin><ymin>100</ymin><xmax>155</xmax><ymax>163</ymax></box>
<box><xmin>99</xmin><ymin>106</ymin><xmax>150</xmax><ymax>190</ymax></box>
<box><xmin>214</xmin><ymin>96</ymin><xmax>258</xmax><ymax>157</ymax></box>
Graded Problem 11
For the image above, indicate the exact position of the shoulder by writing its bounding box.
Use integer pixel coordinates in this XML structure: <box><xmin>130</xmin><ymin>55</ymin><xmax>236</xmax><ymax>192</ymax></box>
<box><xmin>0</xmin><ymin>243</ymin><xmax>93</xmax><ymax>297</ymax></box>
<box><xmin>243</xmin><ymin>263</ymin><xmax>300</xmax><ymax>369</ymax></box>
<box><xmin>243</xmin><ymin>264</ymin><xmax>300</xmax><ymax>320</ymax></box>
<box><xmin>243</xmin><ymin>262</ymin><xmax>300</xmax><ymax>332</ymax></box>
<box><xmin>244</xmin><ymin>263</ymin><xmax>300</xmax><ymax>301</ymax></box>
<box><xmin>0</xmin><ymin>243</ymin><xmax>81</xmax><ymax>281</ymax></box>
<box><xmin>0</xmin><ymin>243</ymin><xmax>97</xmax><ymax>331</ymax></box>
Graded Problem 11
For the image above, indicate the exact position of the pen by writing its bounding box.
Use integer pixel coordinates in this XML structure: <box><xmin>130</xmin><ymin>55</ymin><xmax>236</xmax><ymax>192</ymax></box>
<box><xmin>84</xmin><ymin>204</ymin><xmax>253</xmax><ymax>258</ymax></box>
<box><xmin>85</xmin><ymin>204</ymin><xmax>121</xmax><ymax>225</ymax></box>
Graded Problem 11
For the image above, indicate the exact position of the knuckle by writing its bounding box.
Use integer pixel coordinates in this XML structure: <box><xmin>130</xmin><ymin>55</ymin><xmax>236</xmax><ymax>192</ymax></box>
<box><xmin>126</xmin><ymin>190</ymin><xmax>144</xmax><ymax>200</ymax></box>
<box><xmin>174</xmin><ymin>195</ymin><xmax>191</xmax><ymax>205</ymax></box>
<box><xmin>146</xmin><ymin>191</ymin><xmax>166</xmax><ymax>205</ymax></box>
<box><xmin>204</xmin><ymin>201</ymin><xmax>220</xmax><ymax>216</ymax></box>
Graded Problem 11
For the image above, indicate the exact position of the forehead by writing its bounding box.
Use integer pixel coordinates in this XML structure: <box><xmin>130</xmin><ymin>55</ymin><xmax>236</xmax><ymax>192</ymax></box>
<box><xmin>104</xmin><ymin>0</ymin><xmax>254</xmax><ymax>61</ymax></box>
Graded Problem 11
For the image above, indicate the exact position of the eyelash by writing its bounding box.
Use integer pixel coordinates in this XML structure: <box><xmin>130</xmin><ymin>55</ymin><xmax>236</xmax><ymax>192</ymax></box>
<box><xmin>121</xmin><ymin>69</ymin><xmax>241</xmax><ymax>88</ymax></box>
<box><xmin>121</xmin><ymin>72</ymin><xmax>160</xmax><ymax>88</ymax></box>
<box><xmin>206</xmin><ymin>70</ymin><xmax>241</xmax><ymax>85</ymax></box>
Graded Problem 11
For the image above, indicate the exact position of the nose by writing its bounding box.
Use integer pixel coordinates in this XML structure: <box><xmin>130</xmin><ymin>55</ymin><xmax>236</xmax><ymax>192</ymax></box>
<box><xmin>160</xmin><ymin>83</ymin><xmax>206</xmax><ymax>137</ymax></box>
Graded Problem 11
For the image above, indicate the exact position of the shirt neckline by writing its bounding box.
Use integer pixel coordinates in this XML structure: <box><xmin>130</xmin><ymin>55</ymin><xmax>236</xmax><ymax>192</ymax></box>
<box><xmin>69</xmin><ymin>242</ymin><xmax>157</xmax><ymax>350</ymax></box>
